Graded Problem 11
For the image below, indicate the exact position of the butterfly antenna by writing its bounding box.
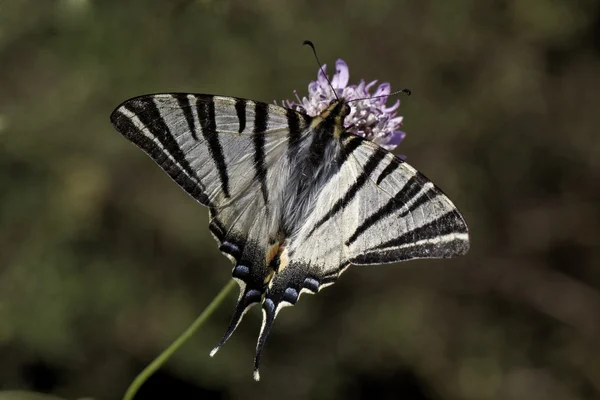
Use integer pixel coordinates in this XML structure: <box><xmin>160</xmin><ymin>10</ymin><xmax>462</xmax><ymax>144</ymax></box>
<box><xmin>303</xmin><ymin>40</ymin><xmax>339</xmax><ymax>101</ymax></box>
<box><xmin>347</xmin><ymin>88</ymin><xmax>411</xmax><ymax>104</ymax></box>
<box><xmin>210</xmin><ymin>286</ymin><xmax>262</xmax><ymax>357</ymax></box>
<box><xmin>253</xmin><ymin>299</ymin><xmax>277</xmax><ymax>381</ymax></box>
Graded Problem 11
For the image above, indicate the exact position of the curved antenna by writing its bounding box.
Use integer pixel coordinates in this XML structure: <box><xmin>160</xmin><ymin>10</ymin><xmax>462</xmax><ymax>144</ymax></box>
<box><xmin>347</xmin><ymin>88</ymin><xmax>412</xmax><ymax>104</ymax></box>
<box><xmin>303</xmin><ymin>40</ymin><xmax>339</xmax><ymax>101</ymax></box>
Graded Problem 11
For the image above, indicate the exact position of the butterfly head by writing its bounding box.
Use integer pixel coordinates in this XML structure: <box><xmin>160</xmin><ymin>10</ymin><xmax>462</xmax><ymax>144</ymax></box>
<box><xmin>323</xmin><ymin>98</ymin><xmax>351</xmax><ymax>119</ymax></box>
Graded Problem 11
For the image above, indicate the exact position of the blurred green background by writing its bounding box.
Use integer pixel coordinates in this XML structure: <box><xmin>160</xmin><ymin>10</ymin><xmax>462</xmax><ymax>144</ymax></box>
<box><xmin>1</xmin><ymin>0</ymin><xmax>599</xmax><ymax>399</ymax></box>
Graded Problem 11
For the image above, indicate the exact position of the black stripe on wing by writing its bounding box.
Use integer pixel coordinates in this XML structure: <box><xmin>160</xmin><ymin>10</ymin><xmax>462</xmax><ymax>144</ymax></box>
<box><xmin>253</xmin><ymin>102</ymin><xmax>270</xmax><ymax>205</ymax></box>
<box><xmin>235</xmin><ymin>98</ymin><xmax>246</xmax><ymax>133</ymax></box>
<box><xmin>174</xmin><ymin>94</ymin><xmax>199</xmax><ymax>141</ymax></box>
<box><xmin>286</xmin><ymin>108</ymin><xmax>311</xmax><ymax>163</ymax></box>
<box><xmin>208</xmin><ymin>211</ymin><xmax>227</xmax><ymax>241</ymax></box>
<box><xmin>308</xmin><ymin>146</ymin><xmax>387</xmax><ymax>238</ymax></box>
<box><xmin>196</xmin><ymin>94</ymin><xmax>231</xmax><ymax>198</ymax></box>
<box><xmin>375</xmin><ymin>211</ymin><xmax>466</xmax><ymax>251</ymax></box>
<box><xmin>350</xmin><ymin>211</ymin><xmax>469</xmax><ymax>264</ymax></box>
<box><xmin>110</xmin><ymin>96</ymin><xmax>213</xmax><ymax>207</ymax></box>
<box><xmin>346</xmin><ymin>172</ymin><xmax>431</xmax><ymax>246</ymax></box>
<box><xmin>376</xmin><ymin>158</ymin><xmax>400</xmax><ymax>185</ymax></box>
<box><xmin>337</xmin><ymin>134</ymin><xmax>364</xmax><ymax>167</ymax></box>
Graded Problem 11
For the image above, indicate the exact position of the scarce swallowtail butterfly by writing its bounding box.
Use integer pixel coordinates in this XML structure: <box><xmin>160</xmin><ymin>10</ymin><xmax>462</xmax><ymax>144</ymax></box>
<box><xmin>110</xmin><ymin>51</ymin><xmax>469</xmax><ymax>381</ymax></box>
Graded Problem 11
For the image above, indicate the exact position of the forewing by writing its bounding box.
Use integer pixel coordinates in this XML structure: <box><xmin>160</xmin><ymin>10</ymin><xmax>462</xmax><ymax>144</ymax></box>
<box><xmin>110</xmin><ymin>94</ymin><xmax>300</xmax><ymax>205</ymax></box>
<box><xmin>343</xmin><ymin>137</ymin><xmax>470</xmax><ymax>264</ymax></box>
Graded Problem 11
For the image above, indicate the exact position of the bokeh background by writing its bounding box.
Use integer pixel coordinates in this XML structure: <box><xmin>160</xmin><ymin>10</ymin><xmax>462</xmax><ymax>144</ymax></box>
<box><xmin>1</xmin><ymin>0</ymin><xmax>599</xmax><ymax>399</ymax></box>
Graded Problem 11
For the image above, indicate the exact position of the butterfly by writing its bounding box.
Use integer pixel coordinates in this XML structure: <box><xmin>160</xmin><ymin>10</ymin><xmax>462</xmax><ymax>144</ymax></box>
<box><xmin>110</xmin><ymin>87</ymin><xmax>469</xmax><ymax>380</ymax></box>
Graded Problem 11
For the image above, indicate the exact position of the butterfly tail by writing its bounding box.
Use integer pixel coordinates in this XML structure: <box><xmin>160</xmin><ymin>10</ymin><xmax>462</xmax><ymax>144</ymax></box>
<box><xmin>253</xmin><ymin>298</ymin><xmax>279</xmax><ymax>381</ymax></box>
<box><xmin>210</xmin><ymin>284</ymin><xmax>262</xmax><ymax>357</ymax></box>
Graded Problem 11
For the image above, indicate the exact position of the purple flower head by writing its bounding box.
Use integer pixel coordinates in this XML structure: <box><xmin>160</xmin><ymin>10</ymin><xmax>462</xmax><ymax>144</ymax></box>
<box><xmin>282</xmin><ymin>59</ymin><xmax>406</xmax><ymax>150</ymax></box>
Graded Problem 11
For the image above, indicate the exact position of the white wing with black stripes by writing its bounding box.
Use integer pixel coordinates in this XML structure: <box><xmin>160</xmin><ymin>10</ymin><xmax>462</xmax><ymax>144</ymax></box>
<box><xmin>345</xmin><ymin>138</ymin><xmax>469</xmax><ymax>264</ymax></box>
<box><xmin>110</xmin><ymin>93</ymin><xmax>313</xmax><ymax>359</ymax></box>
<box><xmin>270</xmin><ymin>132</ymin><xmax>469</xmax><ymax>320</ymax></box>
<box><xmin>291</xmin><ymin>133</ymin><xmax>469</xmax><ymax>270</ymax></box>
<box><xmin>110</xmin><ymin>93</ymin><xmax>470</xmax><ymax>381</ymax></box>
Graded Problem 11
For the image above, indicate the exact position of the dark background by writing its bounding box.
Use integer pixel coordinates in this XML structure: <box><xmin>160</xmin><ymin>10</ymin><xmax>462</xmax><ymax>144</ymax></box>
<box><xmin>1</xmin><ymin>0</ymin><xmax>599</xmax><ymax>399</ymax></box>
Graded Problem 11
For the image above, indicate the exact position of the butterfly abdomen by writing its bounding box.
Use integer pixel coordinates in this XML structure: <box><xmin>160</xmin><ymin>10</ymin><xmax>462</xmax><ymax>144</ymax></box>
<box><xmin>282</xmin><ymin>130</ymin><xmax>341</xmax><ymax>237</ymax></box>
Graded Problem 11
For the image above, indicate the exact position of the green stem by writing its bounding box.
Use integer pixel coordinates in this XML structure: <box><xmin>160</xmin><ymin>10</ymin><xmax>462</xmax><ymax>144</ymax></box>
<box><xmin>123</xmin><ymin>279</ymin><xmax>237</xmax><ymax>400</ymax></box>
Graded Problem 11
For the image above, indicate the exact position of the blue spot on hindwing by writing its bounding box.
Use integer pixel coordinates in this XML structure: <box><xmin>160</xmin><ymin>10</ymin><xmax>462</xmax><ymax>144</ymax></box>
<box><xmin>220</xmin><ymin>241</ymin><xmax>241</xmax><ymax>257</ymax></box>
<box><xmin>263</xmin><ymin>298</ymin><xmax>275</xmax><ymax>313</ymax></box>
<box><xmin>282</xmin><ymin>287</ymin><xmax>299</xmax><ymax>304</ymax></box>
<box><xmin>303</xmin><ymin>277</ymin><xmax>320</xmax><ymax>293</ymax></box>
<box><xmin>233</xmin><ymin>264</ymin><xmax>250</xmax><ymax>279</ymax></box>
<box><xmin>244</xmin><ymin>289</ymin><xmax>262</xmax><ymax>303</ymax></box>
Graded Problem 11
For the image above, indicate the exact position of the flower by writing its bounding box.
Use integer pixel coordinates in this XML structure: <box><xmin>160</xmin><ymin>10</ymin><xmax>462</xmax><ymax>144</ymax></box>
<box><xmin>282</xmin><ymin>59</ymin><xmax>406</xmax><ymax>150</ymax></box>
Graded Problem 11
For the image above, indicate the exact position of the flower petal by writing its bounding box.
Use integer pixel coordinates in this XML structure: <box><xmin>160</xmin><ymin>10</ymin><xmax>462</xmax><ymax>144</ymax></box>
<box><xmin>386</xmin><ymin>130</ymin><xmax>406</xmax><ymax>146</ymax></box>
<box><xmin>317</xmin><ymin>64</ymin><xmax>329</xmax><ymax>89</ymax></box>
<box><xmin>280</xmin><ymin>60</ymin><xmax>408</xmax><ymax>151</ymax></box>
<box><xmin>389</xmin><ymin>116</ymin><xmax>404</xmax><ymax>125</ymax></box>
<box><xmin>374</xmin><ymin>83</ymin><xmax>391</xmax><ymax>98</ymax></box>
<box><xmin>331</xmin><ymin>59</ymin><xmax>349</xmax><ymax>89</ymax></box>
<box><xmin>383</xmin><ymin>99</ymin><xmax>400</xmax><ymax>113</ymax></box>
<box><xmin>365</xmin><ymin>80</ymin><xmax>378</xmax><ymax>93</ymax></box>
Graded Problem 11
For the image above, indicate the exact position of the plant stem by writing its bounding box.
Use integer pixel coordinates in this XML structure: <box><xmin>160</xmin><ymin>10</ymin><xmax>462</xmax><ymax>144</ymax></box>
<box><xmin>123</xmin><ymin>279</ymin><xmax>237</xmax><ymax>400</ymax></box>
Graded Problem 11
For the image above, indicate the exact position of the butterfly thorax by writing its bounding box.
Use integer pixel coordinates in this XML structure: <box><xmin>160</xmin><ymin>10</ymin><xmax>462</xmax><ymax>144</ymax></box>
<box><xmin>310</xmin><ymin>99</ymin><xmax>351</xmax><ymax>140</ymax></box>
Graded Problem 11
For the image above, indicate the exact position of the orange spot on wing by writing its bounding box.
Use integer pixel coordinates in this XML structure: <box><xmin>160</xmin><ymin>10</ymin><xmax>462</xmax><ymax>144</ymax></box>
<box><xmin>265</xmin><ymin>242</ymin><xmax>280</xmax><ymax>266</ymax></box>
<box><xmin>278</xmin><ymin>248</ymin><xmax>290</xmax><ymax>273</ymax></box>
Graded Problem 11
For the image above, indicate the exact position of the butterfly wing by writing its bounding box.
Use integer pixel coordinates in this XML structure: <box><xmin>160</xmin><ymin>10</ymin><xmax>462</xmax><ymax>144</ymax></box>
<box><xmin>253</xmin><ymin>133</ymin><xmax>470</xmax><ymax>371</ymax></box>
<box><xmin>247</xmin><ymin>132</ymin><xmax>467</xmax><ymax>378</ymax></box>
<box><xmin>269</xmin><ymin>131</ymin><xmax>469</xmax><ymax>290</ymax></box>
<box><xmin>289</xmin><ymin>133</ymin><xmax>469</xmax><ymax>271</ymax></box>
<box><xmin>110</xmin><ymin>93</ymin><xmax>312</xmax><ymax>352</ymax></box>
<box><xmin>342</xmin><ymin>134</ymin><xmax>470</xmax><ymax>264</ymax></box>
